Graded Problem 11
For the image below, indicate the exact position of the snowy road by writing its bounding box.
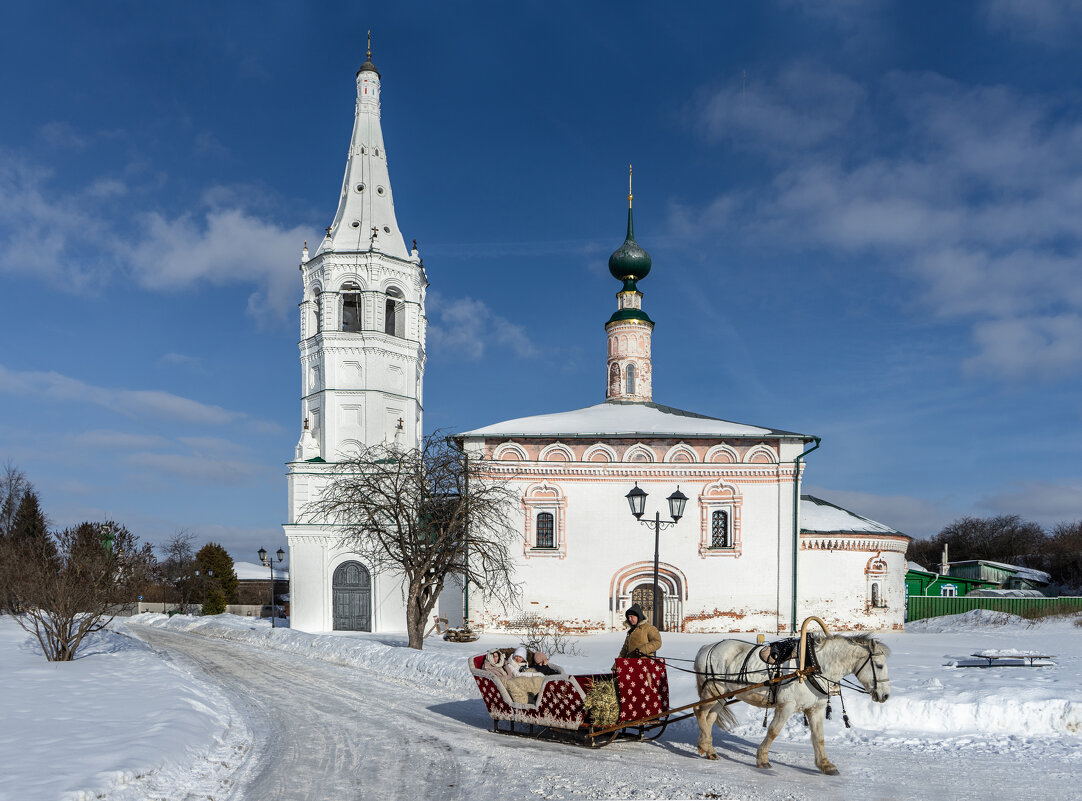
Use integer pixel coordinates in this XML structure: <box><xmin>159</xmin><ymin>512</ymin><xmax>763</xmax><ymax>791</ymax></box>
<box><xmin>134</xmin><ymin>626</ymin><xmax>1080</xmax><ymax>801</ymax></box>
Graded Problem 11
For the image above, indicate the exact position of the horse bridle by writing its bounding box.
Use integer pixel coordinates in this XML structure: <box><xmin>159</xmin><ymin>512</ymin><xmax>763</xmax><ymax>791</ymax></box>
<box><xmin>847</xmin><ymin>645</ymin><xmax>884</xmax><ymax>696</ymax></box>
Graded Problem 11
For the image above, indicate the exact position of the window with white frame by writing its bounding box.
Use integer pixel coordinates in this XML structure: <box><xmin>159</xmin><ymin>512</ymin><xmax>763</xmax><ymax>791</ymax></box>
<box><xmin>535</xmin><ymin>512</ymin><xmax>555</xmax><ymax>549</ymax></box>
<box><xmin>522</xmin><ymin>483</ymin><xmax>566</xmax><ymax>557</ymax></box>
<box><xmin>710</xmin><ymin>509</ymin><xmax>731</xmax><ymax>548</ymax></box>
<box><xmin>941</xmin><ymin>584</ymin><xmax>957</xmax><ymax>597</ymax></box>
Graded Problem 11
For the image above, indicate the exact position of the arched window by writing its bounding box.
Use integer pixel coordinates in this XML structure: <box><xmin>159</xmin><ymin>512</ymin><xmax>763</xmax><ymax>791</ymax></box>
<box><xmin>626</xmin><ymin>363</ymin><xmax>636</xmax><ymax>395</ymax></box>
<box><xmin>385</xmin><ymin>286</ymin><xmax>404</xmax><ymax>337</ymax></box>
<box><xmin>870</xmin><ymin>582</ymin><xmax>881</xmax><ymax>608</ymax></box>
<box><xmin>341</xmin><ymin>282</ymin><xmax>362</xmax><ymax>332</ymax></box>
<box><xmin>711</xmin><ymin>509</ymin><xmax>730</xmax><ymax>548</ymax></box>
<box><xmin>313</xmin><ymin>288</ymin><xmax>322</xmax><ymax>335</ymax></box>
<box><xmin>536</xmin><ymin>512</ymin><xmax>555</xmax><ymax>549</ymax></box>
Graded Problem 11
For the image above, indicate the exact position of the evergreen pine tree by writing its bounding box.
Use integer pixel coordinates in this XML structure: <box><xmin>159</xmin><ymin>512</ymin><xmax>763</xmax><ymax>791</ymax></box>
<box><xmin>195</xmin><ymin>542</ymin><xmax>238</xmax><ymax>604</ymax></box>
<box><xmin>12</xmin><ymin>490</ymin><xmax>50</xmax><ymax>548</ymax></box>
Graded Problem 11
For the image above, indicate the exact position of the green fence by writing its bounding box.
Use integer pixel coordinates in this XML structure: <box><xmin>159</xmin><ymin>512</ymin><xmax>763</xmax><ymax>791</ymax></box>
<box><xmin>906</xmin><ymin>595</ymin><xmax>1082</xmax><ymax>622</ymax></box>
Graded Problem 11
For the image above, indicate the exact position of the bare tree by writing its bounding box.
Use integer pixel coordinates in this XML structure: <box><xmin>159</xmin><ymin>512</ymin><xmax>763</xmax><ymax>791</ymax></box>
<box><xmin>302</xmin><ymin>434</ymin><xmax>520</xmax><ymax>649</ymax></box>
<box><xmin>0</xmin><ymin>521</ymin><xmax>157</xmax><ymax>661</ymax></box>
<box><xmin>160</xmin><ymin>529</ymin><xmax>197</xmax><ymax>612</ymax></box>
<box><xmin>0</xmin><ymin>461</ymin><xmax>31</xmax><ymax>539</ymax></box>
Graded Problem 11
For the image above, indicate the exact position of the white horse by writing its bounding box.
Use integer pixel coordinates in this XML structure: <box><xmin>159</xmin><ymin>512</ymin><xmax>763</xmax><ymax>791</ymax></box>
<box><xmin>694</xmin><ymin>633</ymin><xmax>891</xmax><ymax>775</ymax></box>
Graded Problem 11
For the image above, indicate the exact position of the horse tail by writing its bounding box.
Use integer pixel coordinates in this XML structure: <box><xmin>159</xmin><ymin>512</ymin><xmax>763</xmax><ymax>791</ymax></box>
<box><xmin>713</xmin><ymin>703</ymin><xmax>738</xmax><ymax>731</ymax></box>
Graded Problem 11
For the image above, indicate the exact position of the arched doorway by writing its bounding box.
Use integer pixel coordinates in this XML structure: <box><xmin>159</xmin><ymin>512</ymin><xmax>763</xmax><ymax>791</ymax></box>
<box><xmin>611</xmin><ymin>561</ymin><xmax>687</xmax><ymax>632</ymax></box>
<box><xmin>631</xmin><ymin>583</ymin><xmax>667</xmax><ymax>630</ymax></box>
<box><xmin>332</xmin><ymin>561</ymin><xmax>371</xmax><ymax>631</ymax></box>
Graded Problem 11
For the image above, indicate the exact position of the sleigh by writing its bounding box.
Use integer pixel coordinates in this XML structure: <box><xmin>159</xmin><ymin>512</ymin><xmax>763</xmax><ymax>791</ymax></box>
<box><xmin>468</xmin><ymin>654</ymin><xmax>671</xmax><ymax>746</ymax></box>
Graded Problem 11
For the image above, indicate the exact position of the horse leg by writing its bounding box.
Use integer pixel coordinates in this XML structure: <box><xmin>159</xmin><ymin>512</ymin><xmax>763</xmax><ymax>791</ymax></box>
<box><xmin>806</xmin><ymin>704</ymin><xmax>839</xmax><ymax>775</ymax></box>
<box><xmin>695</xmin><ymin>698</ymin><xmax>720</xmax><ymax>760</ymax></box>
<box><xmin>756</xmin><ymin>703</ymin><xmax>792</xmax><ymax>769</ymax></box>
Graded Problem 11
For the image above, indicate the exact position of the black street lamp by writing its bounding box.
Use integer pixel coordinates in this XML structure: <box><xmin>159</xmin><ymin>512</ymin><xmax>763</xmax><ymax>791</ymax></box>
<box><xmin>194</xmin><ymin>568</ymin><xmax>214</xmax><ymax>615</ymax></box>
<box><xmin>625</xmin><ymin>483</ymin><xmax>688</xmax><ymax>630</ymax></box>
<box><xmin>258</xmin><ymin>547</ymin><xmax>287</xmax><ymax>628</ymax></box>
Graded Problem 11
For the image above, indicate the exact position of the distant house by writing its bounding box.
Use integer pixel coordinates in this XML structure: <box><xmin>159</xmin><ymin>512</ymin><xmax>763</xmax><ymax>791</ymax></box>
<box><xmin>905</xmin><ymin>562</ymin><xmax>994</xmax><ymax>599</ymax></box>
<box><xmin>234</xmin><ymin>560</ymin><xmax>289</xmax><ymax>616</ymax></box>
<box><xmin>945</xmin><ymin>560</ymin><xmax>1052</xmax><ymax>593</ymax></box>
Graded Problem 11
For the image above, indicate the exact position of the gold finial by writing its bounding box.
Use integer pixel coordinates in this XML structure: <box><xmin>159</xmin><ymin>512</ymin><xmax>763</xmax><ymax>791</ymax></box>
<box><xmin>367</xmin><ymin>30</ymin><xmax>372</xmax><ymax>60</ymax></box>
<box><xmin>628</xmin><ymin>164</ymin><xmax>633</xmax><ymax>208</ymax></box>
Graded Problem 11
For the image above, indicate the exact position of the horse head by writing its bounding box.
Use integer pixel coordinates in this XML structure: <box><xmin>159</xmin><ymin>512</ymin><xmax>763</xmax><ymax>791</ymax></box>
<box><xmin>847</xmin><ymin>634</ymin><xmax>891</xmax><ymax>702</ymax></box>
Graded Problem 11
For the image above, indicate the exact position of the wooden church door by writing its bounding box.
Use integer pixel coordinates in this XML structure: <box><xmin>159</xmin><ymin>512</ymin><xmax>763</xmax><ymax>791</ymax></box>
<box><xmin>631</xmin><ymin>584</ymin><xmax>667</xmax><ymax>631</ymax></box>
<box><xmin>332</xmin><ymin>561</ymin><xmax>372</xmax><ymax>631</ymax></box>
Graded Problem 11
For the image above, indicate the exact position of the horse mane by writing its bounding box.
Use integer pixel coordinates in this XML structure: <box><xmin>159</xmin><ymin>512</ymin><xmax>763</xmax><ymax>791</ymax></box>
<box><xmin>811</xmin><ymin>632</ymin><xmax>891</xmax><ymax>656</ymax></box>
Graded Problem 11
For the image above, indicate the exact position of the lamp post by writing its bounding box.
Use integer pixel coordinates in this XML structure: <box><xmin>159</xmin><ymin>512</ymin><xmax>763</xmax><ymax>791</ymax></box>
<box><xmin>258</xmin><ymin>547</ymin><xmax>286</xmax><ymax>628</ymax></box>
<box><xmin>625</xmin><ymin>483</ymin><xmax>688</xmax><ymax>630</ymax></box>
<box><xmin>194</xmin><ymin>568</ymin><xmax>214</xmax><ymax>615</ymax></box>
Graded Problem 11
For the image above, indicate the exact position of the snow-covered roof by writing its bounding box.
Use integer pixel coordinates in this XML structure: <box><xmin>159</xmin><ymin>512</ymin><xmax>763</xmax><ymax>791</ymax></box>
<box><xmin>908</xmin><ymin>561</ymin><xmax>933</xmax><ymax>573</ymax></box>
<box><xmin>233</xmin><ymin>560</ymin><xmax>288</xmax><ymax>581</ymax></box>
<box><xmin>800</xmin><ymin>495</ymin><xmax>904</xmax><ymax>536</ymax></box>
<box><xmin>459</xmin><ymin>400</ymin><xmax>811</xmax><ymax>440</ymax></box>
<box><xmin>967</xmin><ymin>588</ymin><xmax>1047</xmax><ymax>598</ymax></box>
<box><xmin>948</xmin><ymin>560</ymin><xmax>1052</xmax><ymax>584</ymax></box>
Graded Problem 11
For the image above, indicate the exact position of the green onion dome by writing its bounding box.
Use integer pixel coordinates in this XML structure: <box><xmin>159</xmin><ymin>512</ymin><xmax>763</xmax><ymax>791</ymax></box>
<box><xmin>608</xmin><ymin>208</ymin><xmax>652</xmax><ymax>284</ymax></box>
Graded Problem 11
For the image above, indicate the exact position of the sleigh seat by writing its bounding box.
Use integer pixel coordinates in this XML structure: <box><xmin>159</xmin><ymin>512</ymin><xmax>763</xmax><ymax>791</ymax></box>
<box><xmin>468</xmin><ymin>654</ymin><xmax>589</xmax><ymax>728</ymax></box>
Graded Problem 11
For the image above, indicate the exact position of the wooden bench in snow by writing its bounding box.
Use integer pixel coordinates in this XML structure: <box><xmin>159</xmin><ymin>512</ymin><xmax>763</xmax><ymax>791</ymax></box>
<box><xmin>967</xmin><ymin>650</ymin><xmax>1055</xmax><ymax>667</ymax></box>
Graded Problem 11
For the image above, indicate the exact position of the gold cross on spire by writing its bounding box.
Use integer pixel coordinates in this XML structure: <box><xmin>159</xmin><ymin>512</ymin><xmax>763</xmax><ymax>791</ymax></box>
<box><xmin>628</xmin><ymin>164</ymin><xmax>633</xmax><ymax>208</ymax></box>
<box><xmin>367</xmin><ymin>30</ymin><xmax>372</xmax><ymax>60</ymax></box>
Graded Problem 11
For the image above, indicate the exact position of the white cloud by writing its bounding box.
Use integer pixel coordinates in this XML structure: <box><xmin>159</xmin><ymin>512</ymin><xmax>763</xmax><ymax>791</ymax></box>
<box><xmin>0</xmin><ymin>364</ymin><xmax>241</xmax><ymax>425</ymax></box>
<box><xmin>0</xmin><ymin>148</ymin><xmax>310</xmax><ymax>322</ymax></box>
<box><xmin>126</xmin><ymin>452</ymin><xmax>268</xmax><ymax>487</ymax></box>
<box><xmin>804</xmin><ymin>485</ymin><xmax>957</xmax><ymax>539</ymax></box>
<box><xmin>964</xmin><ymin>315</ymin><xmax>1082</xmax><ymax>378</ymax></box>
<box><xmin>72</xmin><ymin>430</ymin><xmax>172</xmax><ymax>450</ymax></box>
<box><xmin>983</xmin><ymin>0</ymin><xmax>1082</xmax><ymax>47</ymax></box>
<box><xmin>129</xmin><ymin>202</ymin><xmax>308</xmax><ymax>322</ymax></box>
<box><xmin>680</xmin><ymin>69</ymin><xmax>1082</xmax><ymax>380</ymax></box>
<box><xmin>427</xmin><ymin>293</ymin><xmax>539</xmax><ymax>361</ymax></box>
<box><xmin>696</xmin><ymin>64</ymin><xmax>864</xmax><ymax>153</ymax></box>
<box><xmin>157</xmin><ymin>352</ymin><xmax>205</xmax><ymax>371</ymax></box>
<box><xmin>978</xmin><ymin>479</ymin><xmax>1082</xmax><ymax>525</ymax></box>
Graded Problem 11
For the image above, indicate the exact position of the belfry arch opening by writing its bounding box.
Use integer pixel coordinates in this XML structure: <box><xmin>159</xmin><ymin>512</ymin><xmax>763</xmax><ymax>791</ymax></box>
<box><xmin>385</xmin><ymin>286</ymin><xmax>405</xmax><ymax>337</ymax></box>
<box><xmin>341</xmin><ymin>282</ymin><xmax>363</xmax><ymax>332</ymax></box>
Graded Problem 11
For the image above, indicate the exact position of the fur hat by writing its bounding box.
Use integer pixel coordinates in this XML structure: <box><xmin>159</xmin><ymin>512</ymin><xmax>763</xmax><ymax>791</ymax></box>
<box><xmin>625</xmin><ymin>604</ymin><xmax>647</xmax><ymax>626</ymax></box>
<box><xmin>485</xmin><ymin>650</ymin><xmax>506</xmax><ymax>668</ymax></box>
<box><xmin>512</xmin><ymin>646</ymin><xmax>529</xmax><ymax>662</ymax></box>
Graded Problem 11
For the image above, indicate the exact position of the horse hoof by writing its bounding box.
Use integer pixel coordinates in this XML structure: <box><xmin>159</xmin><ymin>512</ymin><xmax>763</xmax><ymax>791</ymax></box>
<box><xmin>757</xmin><ymin>762</ymin><xmax>772</xmax><ymax>770</ymax></box>
<box><xmin>822</xmin><ymin>767</ymin><xmax>839</xmax><ymax>776</ymax></box>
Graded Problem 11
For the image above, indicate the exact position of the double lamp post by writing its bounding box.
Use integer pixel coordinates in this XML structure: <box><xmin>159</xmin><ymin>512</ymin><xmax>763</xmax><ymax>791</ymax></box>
<box><xmin>258</xmin><ymin>547</ymin><xmax>286</xmax><ymax>628</ymax></box>
<box><xmin>624</xmin><ymin>483</ymin><xmax>688</xmax><ymax>630</ymax></box>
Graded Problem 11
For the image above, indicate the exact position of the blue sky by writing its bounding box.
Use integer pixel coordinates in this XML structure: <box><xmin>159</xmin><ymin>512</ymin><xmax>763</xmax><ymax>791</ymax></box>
<box><xmin>2</xmin><ymin>1</ymin><xmax>1081</xmax><ymax>562</ymax></box>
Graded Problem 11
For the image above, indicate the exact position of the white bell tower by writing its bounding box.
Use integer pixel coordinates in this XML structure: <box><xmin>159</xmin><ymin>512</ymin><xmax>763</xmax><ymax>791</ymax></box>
<box><xmin>285</xmin><ymin>40</ymin><xmax>425</xmax><ymax>634</ymax></box>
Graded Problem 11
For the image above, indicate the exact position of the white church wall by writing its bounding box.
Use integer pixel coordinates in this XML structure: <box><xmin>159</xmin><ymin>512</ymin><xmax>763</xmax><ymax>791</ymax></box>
<box><xmin>464</xmin><ymin>461</ymin><xmax>808</xmax><ymax>634</ymax></box>
<box><xmin>798</xmin><ymin>539</ymin><xmax>908</xmax><ymax>631</ymax></box>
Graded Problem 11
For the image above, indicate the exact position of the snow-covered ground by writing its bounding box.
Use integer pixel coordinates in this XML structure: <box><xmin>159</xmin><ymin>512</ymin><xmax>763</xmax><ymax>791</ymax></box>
<box><xmin>0</xmin><ymin>616</ymin><xmax>250</xmax><ymax>801</ymax></box>
<box><xmin>3</xmin><ymin>609</ymin><xmax>1080</xmax><ymax>799</ymax></box>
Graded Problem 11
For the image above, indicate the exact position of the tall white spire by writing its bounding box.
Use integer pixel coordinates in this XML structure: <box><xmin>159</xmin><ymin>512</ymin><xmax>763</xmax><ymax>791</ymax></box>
<box><xmin>319</xmin><ymin>40</ymin><xmax>409</xmax><ymax>260</ymax></box>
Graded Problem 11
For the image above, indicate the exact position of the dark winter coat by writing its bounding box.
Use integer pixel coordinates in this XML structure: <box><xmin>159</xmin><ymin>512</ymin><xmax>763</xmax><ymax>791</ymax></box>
<box><xmin>619</xmin><ymin>604</ymin><xmax>662</xmax><ymax>658</ymax></box>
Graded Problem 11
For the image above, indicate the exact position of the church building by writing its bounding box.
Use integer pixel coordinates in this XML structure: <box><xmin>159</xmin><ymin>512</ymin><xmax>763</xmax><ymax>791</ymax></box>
<box><xmin>454</xmin><ymin>186</ymin><xmax>909</xmax><ymax>633</ymax></box>
<box><xmin>284</xmin><ymin>45</ymin><xmax>424</xmax><ymax>634</ymax></box>
<box><xmin>284</xmin><ymin>49</ymin><xmax>909</xmax><ymax>635</ymax></box>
